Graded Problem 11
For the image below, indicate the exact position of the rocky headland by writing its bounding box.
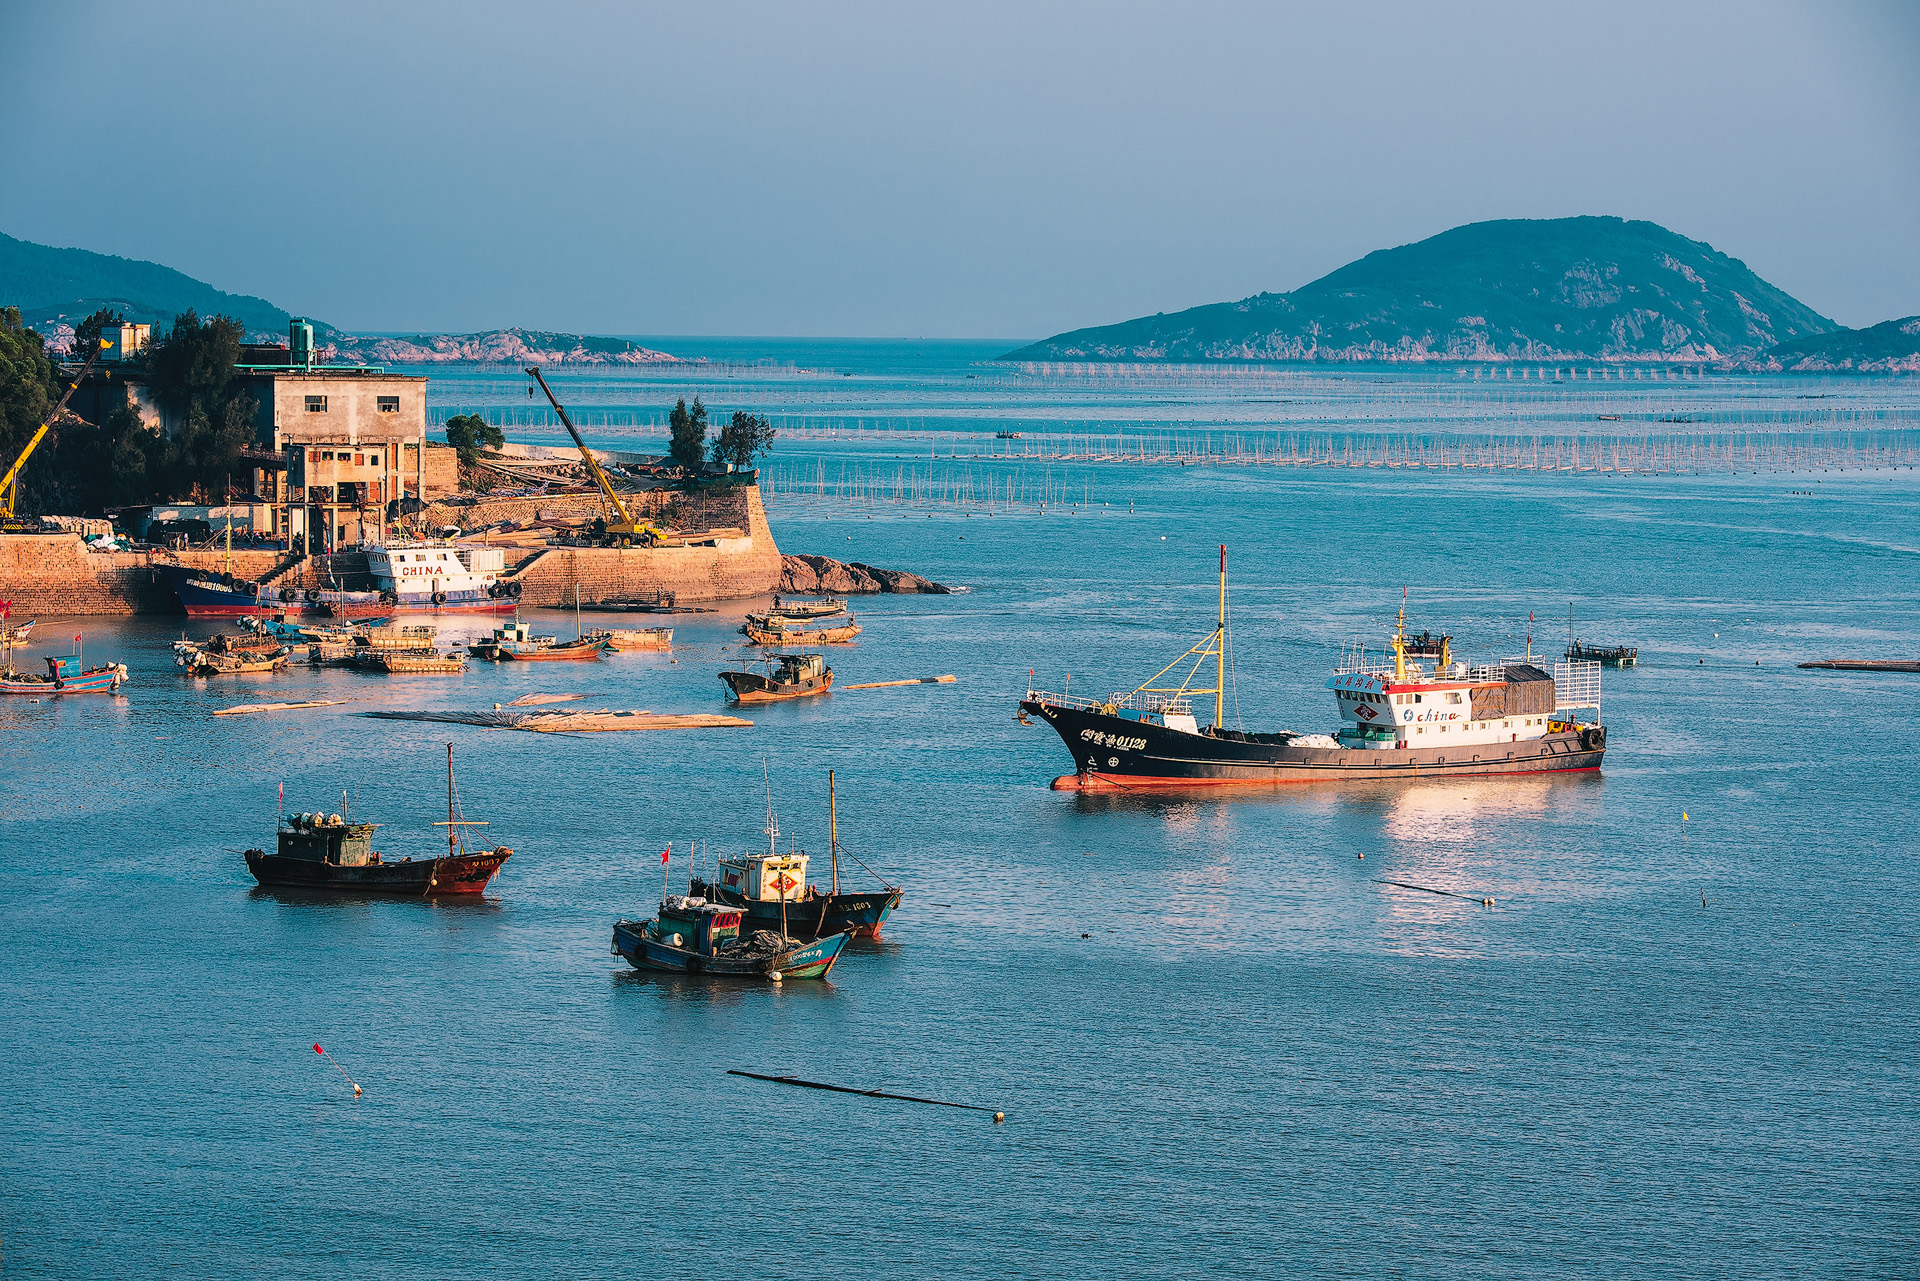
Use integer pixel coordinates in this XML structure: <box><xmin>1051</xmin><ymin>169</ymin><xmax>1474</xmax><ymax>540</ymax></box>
<box><xmin>780</xmin><ymin>554</ymin><xmax>949</xmax><ymax>595</ymax></box>
<box><xmin>318</xmin><ymin>328</ymin><xmax>687</xmax><ymax>366</ymax></box>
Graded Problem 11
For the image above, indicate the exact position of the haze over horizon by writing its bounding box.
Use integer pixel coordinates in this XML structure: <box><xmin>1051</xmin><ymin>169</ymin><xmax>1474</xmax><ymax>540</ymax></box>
<box><xmin>4</xmin><ymin>1</ymin><xmax>1917</xmax><ymax>339</ymax></box>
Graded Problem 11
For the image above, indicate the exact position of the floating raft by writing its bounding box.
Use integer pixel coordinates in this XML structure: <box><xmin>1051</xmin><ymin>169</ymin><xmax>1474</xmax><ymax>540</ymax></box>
<box><xmin>841</xmin><ymin>675</ymin><xmax>958</xmax><ymax>690</ymax></box>
<box><xmin>362</xmin><ymin>708</ymin><xmax>751</xmax><ymax>733</ymax></box>
<box><xmin>1797</xmin><ymin>659</ymin><xmax>1920</xmax><ymax>672</ymax></box>
<box><xmin>212</xmin><ymin>699</ymin><xmax>349</xmax><ymax>717</ymax></box>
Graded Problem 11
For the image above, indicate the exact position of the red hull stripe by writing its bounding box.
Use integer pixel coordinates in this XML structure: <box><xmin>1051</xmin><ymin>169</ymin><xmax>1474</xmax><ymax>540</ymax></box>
<box><xmin>1052</xmin><ymin>765</ymin><xmax>1601</xmax><ymax>791</ymax></box>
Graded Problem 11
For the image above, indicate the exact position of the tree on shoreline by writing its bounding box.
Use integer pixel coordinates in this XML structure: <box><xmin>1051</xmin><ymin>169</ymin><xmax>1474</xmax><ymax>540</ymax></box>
<box><xmin>668</xmin><ymin>396</ymin><xmax>708</xmax><ymax>471</ymax></box>
<box><xmin>711</xmin><ymin>410</ymin><xmax>775</xmax><ymax>468</ymax></box>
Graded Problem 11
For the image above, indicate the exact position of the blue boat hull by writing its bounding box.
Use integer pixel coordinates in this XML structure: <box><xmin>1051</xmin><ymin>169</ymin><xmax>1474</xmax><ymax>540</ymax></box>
<box><xmin>611</xmin><ymin>920</ymin><xmax>849</xmax><ymax>979</ymax></box>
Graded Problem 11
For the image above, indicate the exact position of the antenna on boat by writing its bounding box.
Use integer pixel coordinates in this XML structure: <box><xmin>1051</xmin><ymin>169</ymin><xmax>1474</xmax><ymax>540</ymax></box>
<box><xmin>432</xmin><ymin>742</ymin><xmax>488</xmax><ymax>858</ymax></box>
<box><xmin>763</xmin><ymin>757</ymin><xmax>779</xmax><ymax>857</ymax></box>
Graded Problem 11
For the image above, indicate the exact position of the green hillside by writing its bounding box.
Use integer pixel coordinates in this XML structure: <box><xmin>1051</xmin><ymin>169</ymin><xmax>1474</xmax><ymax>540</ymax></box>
<box><xmin>0</xmin><ymin>231</ymin><xmax>310</xmax><ymax>338</ymax></box>
<box><xmin>1745</xmin><ymin>315</ymin><xmax>1920</xmax><ymax>373</ymax></box>
<box><xmin>1005</xmin><ymin>217</ymin><xmax>1839</xmax><ymax>364</ymax></box>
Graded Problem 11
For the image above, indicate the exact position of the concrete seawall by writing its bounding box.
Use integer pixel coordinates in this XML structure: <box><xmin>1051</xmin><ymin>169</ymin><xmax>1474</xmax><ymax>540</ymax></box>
<box><xmin>0</xmin><ymin>487</ymin><xmax>784</xmax><ymax>615</ymax></box>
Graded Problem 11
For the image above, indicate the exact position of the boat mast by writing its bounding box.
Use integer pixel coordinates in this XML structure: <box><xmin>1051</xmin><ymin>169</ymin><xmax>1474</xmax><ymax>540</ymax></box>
<box><xmin>1215</xmin><ymin>545</ymin><xmax>1226</xmax><ymax>730</ymax></box>
<box><xmin>446</xmin><ymin>742</ymin><xmax>456</xmax><ymax>857</ymax></box>
<box><xmin>828</xmin><ymin>769</ymin><xmax>839</xmax><ymax>897</ymax></box>
<box><xmin>1392</xmin><ymin>587</ymin><xmax>1408</xmax><ymax>679</ymax></box>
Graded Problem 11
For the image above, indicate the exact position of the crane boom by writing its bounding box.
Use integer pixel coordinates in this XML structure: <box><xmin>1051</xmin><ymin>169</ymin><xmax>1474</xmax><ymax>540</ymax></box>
<box><xmin>3</xmin><ymin>338</ymin><xmax>108</xmax><ymax>517</ymax></box>
<box><xmin>525</xmin><ymin>365</ymin><xmax>636</xmax><ymax>527</ymax></box>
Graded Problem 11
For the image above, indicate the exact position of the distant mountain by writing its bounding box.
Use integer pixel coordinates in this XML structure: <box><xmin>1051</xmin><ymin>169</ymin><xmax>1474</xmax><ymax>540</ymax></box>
<box><xmin>1737</xmin><ymin>315</ymin><xmax>1920</xmax><ymax>374</ymax></box>
<box><xmin>1004</xmin><ymin>217</ymin><xmax>1839</xmax><ymax>365</ymax></box>
<box><xmin>0</xmin><ymin>231</ymin><xmax>683</xmax><ymax>364</ymax></box>
<box><xmin>0</xmin><ymin>230</ymin><xmax>304</xmax><ymax>341</ymax></box>
<box><xmin>320</xmin><ymin>329</ymin><xmax>685</xmax><ymax>366</ymax></box>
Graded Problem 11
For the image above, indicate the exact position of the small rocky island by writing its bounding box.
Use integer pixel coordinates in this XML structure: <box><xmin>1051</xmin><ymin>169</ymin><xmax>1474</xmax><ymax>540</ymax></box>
<box><xmin>780</xmin><ymin>554</ymin><xmax>949</xmax><ymax>594</ymax></box>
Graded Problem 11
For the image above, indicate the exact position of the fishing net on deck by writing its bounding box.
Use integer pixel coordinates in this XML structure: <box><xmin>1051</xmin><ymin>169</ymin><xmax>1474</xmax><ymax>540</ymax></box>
<box><xmin>716</xmin><ymin>930</ymin><xmax>794</xmax><ymax>958</ymax></box>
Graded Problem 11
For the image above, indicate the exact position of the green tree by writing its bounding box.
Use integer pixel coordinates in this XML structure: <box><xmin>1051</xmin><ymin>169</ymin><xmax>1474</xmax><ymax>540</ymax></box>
<box><xmin>668</xmin><ymin>396</ymin><xmax>708</xmax><ymax>471</ymax></box>
<box><xmin>445</xmin><ymin>413</ymin><xmax>505</xmax><ymax>468</ymax></box>
<box><xmin>142</xmin><ymin>310</ymin><xmax>253</xmax><ymax>502</ymax></box>
<box><xmin>146</xmin><ymin>310</ymin><xmax>244</xmax><ymax>415</ymax></box>
<box><xmin>710</xmin><ymin>410</ymin><xmax>776</xmax><ymax>468</ymax></box>
<box><xmin>0</xmin><ymin>307</ymin><xmax>58</xmax><ymax>512</ymax></box>
<box><xmin>71</xmin><ymin>307</ymin><xmax>123</xmax><ymax>362</ymax></box>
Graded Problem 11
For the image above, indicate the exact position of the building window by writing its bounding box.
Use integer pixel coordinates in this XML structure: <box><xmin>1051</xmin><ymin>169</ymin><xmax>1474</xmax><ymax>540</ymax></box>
<box><xmin>305</xmin><ymin>395</ymin><xmax>328</xmax><ymax>413</ymax></box>
<box><xmin>377</xmin><ymin>396</ymin><xmax>399</xmax><ymax>413</ymax></box>
<box><xmin>354</xmin><ymin>453</ymin><xmax>365</xmax><ymax>466</ymax></box>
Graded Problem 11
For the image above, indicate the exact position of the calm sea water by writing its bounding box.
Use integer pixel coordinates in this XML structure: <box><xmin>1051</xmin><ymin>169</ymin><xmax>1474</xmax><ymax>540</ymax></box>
<box><xmin>3</xmin><ymin>345</ymin><xmax>1918</xmax><ymax>1278</ymax></box>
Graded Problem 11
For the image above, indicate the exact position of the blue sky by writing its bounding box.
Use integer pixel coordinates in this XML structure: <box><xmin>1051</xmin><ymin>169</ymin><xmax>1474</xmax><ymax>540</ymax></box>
<box><xmin>3</xmin><ymin>1</ymin><xmax>1916</xmax><ymax>337</ymax></box>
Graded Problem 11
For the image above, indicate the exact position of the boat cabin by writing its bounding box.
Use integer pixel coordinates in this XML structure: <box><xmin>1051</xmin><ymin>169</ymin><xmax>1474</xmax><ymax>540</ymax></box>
<box><xmin>773</xmin><ymin>653</ymin><xmax>826</xmax><ymax>684</ymax></box>
<box><xmin>717</xmin><ymin>851</ymin><xmax>809</xmax><ymax>902</ymax></box>
<box><xmin>655</xmin><ymin>895</ymin><xmax>743</xmax><ymax>954</ymax></box>
<box><xmin>279</xmin><ymin>812</ymin><xmax>382</xmax><ymax>866</ymax></box>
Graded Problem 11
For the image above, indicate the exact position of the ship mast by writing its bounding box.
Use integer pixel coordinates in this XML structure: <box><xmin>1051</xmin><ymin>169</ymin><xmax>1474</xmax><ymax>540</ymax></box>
<box><xmin>1215</xmin><ymin>544</ymin><xmax>1226</xmax><ymax>730</ymax></box>
<box><xmin>1392</xmin><ymin>587</ymin><xmax>1408</xmax><ymax>678</ymax></box>
<box><xmin>828</xmin><ymin>770</ymin><xmax>839</xmax><ymax>897</ymax></box>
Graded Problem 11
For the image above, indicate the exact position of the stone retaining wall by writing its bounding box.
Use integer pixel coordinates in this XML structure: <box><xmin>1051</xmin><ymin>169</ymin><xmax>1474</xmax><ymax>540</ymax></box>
<box><xmin>0</xmin><ymin>485</ymin><xmax>783</xmax><ymax>613</ymax></box>
<box><xmin>0</xmin><ymin>534</ymin><xmax>285</xmax><ymax>616</ymax></box>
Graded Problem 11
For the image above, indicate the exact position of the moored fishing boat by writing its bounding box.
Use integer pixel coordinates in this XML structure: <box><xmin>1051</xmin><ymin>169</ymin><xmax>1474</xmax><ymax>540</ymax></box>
<box><xmin>690</xmin><ymin>771</ymin><xmax>902</xmax><ymax>940</ymax></box>
<box><xmin>760</xmin><ymin>595</ymin><xmax>848</xmax><ymax>621</ymax></box>
<box><xmin>365</xmin><ymin>541</ymin><xmax>521</xmax><ymax>613</ymax></box>
<box><xmin>158</xmin><ymin>563</ymin><xmax>389</xmax><ymax>619</ymax></box>
<box><xmin>742</xmin><ymin>616</ymin><xmax>861</xmax><ymax>645</ymax></box>
<box><xmin>720</xmin><ymin>651</ymin><xmax>832</xmax><ymax>703</ymax></box>
<box><xmin>243</xmin><ymin>744</ymin><xmax>509</xmax><ymax>894</ymax></box>
<box><xmin>1019</xmin><ymin>548</ymin><xmax>1606</xmax><ymax>789</ymax></box>
<box><xmin>586</xmin><ymin>626</ymin><xmax>673</xmax><ymax>651</ymax></box>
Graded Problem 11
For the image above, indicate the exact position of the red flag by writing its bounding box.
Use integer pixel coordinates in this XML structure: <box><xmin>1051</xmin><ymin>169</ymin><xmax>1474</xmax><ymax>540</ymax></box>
<box><xmin>313</xmin><ymin>1044</ymin><xmax>323</xmax><ymax>1054</ymax></box>
<box><xmin>660</xmin><ymin>846</ymin><xmax>670</xmax><ymax>865</ymax></box>
<box><xmin>74</xmin><ymin>634</ymin><xmax>83</xmax><ymax>643</ymax></box>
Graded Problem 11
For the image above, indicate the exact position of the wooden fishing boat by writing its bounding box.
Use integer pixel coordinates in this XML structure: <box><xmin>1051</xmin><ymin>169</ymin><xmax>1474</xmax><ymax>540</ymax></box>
<box><xmin>0</xmin><ymin>617</ymin><xmax>34</xmax><ymax>645</ymax></box>
<box><xmin>611</xmin><ymin>899</ymin><xmax>849</xmax><ymax>979</ymax></box>
<box><xmin>690</xmin><ymin>771</ymin><xmax>902</xmax><ymax>940</ymax></box>
<box><xmin>1</xmin><ymin>653</ymin><xmax>129</xmax><ymax>694</ymax></box>
<box><xmin>357</xmin><ymin>650</ymin><xmax>466</xmax><ymax>674</ymax></box>
<box><xmin>502</xmin><ymin>634</ymin><xmax>605</xmax><ymax>661</ymax></box>
<box><xmin>761</xmin><ymin>595</ymin><xmax>847</xmax><ymax>621</ymax></box>
<box><xmin>586</xmin><ymin>626</ymin><xmax>673</xmax><ymax>651</ymax></box>
<box><xmin>743</xmin><ymin>617</ymin><xmax>861</xmax><ymax>645</ymax></box>
<box><xmin>243</xmin><ymin>744</ymin><xmax>509</xmax><ymax>895</ymax></box>
<box><xmin>720</xmin><ymin>651</ymin><xmax>832</xmax><ymax>703</ymax></box>
<box><xmin>175</xmin><ymin>641</ymin><xmax>290</xmax><ymax>676</ymax></box>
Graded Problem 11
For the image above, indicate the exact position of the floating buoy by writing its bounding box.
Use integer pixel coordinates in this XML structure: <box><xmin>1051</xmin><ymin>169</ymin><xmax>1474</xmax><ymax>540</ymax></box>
<box><xmin>769</xmin><ymin>971</ymin><xmax>783</xmax><ymax>982</ymax></box>
<box><xmin>1357</xmin><ymin>852</ymin><xmax>1364</xmax><ymax>860</ymax></box>
<box><xmin>993</xmin><ymin>1112</ymin><xmax>1005</xmax><ymax>1123</ymax></box>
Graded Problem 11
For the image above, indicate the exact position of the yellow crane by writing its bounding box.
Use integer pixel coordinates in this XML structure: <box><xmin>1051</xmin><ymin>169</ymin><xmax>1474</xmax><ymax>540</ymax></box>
<box><xmin>3</xmin><ymin>337</ymin><xmax>109</xmax><ymax>523</ymax></box>
<box><xmin>525</xmin><ymin>365</ymin><xmax>662</xmax><ymax>548</ymax></box>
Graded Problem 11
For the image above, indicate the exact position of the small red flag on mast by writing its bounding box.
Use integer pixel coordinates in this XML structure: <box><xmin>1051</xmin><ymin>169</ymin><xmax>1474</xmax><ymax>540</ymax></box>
<box><xmin>660</xmin><ymin>846</ymin><xmax>670</xmax><ymax>865</ymax></box>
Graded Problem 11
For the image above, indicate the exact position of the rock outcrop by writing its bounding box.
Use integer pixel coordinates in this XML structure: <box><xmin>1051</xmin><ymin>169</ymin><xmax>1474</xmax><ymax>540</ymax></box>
<box><xmin>319</xmin><ymin>328</ymin><xmax>685</xmax><ymax>366</ymax></box>
<box><xmin>780</xmin><ymin>554</ymin><xmax>949</xmax><ymax>595</ymax></box>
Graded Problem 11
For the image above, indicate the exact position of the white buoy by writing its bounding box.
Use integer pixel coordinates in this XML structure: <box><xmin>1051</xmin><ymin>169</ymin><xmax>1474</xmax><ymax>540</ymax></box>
<box><xmin>769</xmin><ymin>971</ymin><xmax>783</xmax><ymax>982</ymax></box>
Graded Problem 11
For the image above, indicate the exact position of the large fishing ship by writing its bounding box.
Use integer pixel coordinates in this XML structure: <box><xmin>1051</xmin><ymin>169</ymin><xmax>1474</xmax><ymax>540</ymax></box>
<box><xmin>1019</xmin><ymin>549</ymin><xmax>1605</xmax><ymax>789</ymax></box>
<box><xmin>364</xmin><ymin>541</ymin><xmax>519</xmax><ymax>613</ymax></box>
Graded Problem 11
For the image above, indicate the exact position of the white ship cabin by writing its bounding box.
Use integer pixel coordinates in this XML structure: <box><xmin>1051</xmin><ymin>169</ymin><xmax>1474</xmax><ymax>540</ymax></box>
<box><xmin>1329</xmin><ymin>631</ymin><xmax>1601</xmax><ymax>752</ymax></box>
<box><xmin>366</xmin><ymin>541</ymin><xmax>505</xmax><ymax>598</ymax></box>
<box><xmin>717</xmin><ymin>851</ymin><xmax>809</xmax><ymax>901</ymax></box>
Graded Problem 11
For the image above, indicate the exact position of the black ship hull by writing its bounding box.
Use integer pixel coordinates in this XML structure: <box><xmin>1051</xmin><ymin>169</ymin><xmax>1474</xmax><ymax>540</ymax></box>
<box><xmin>1020</xmin><ymin>698</ymin><xmax>1603</xmax><ymax>790</ymax></box>
<box><xmin>689</xmin><ymin>879</ymin><xmax>902</xmax><ymax>939</ymax></box>
<box><xmin>243</xmin><ymin>849</ymin><xmax>509</xmax><ymax>894</ymax></box>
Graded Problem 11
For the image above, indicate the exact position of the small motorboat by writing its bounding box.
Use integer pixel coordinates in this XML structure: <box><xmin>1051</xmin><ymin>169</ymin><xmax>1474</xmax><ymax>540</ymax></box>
<box><xmin>720</xmin><ymin>651</ymin><xmax>833</xmax><ymax>703</ymax></box>
<box><xmin>760</xmin><ymin>595</ymin><xmax>847</xmax><ymax>621</ymax></box>
<box><xmin>1</xmin><ymin>653</ymin><xmax>129</xmax><ymax>694</ymax></box>
<box><xmin>472</xmin><ymin>621</ymin><xmax>606</xmax><ymax>662</ymax></box>
<box><xmin>0</xmin><ymin>617</ymin><xmax>34</xmax><ymax>645</ymax></box>
<box><xmin>611</xmin><ymin>898</ymin><xmax>849</xmax><ymax>980</ymax></box>
<box><xmin>243</xmin><ymin>745</ymin><xmax>510</xmax><ymax>895</ymax></box>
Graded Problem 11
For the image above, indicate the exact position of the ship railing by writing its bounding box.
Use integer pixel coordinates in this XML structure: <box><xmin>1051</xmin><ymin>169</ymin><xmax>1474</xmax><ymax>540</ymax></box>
<box><xmin>1024</xmin><ymin>688</ymin><xmax>1192</xmax><ymax>715</ymax></box>
<box><xmin>1332</xmin><ymin>659</ymin><xmax>1512</xmax><ymax>684</ymax></box>
<box><xmin>1553</xmin><ymin>660</ymin><xmax>1602</xmax><ymax>711</ymax></box>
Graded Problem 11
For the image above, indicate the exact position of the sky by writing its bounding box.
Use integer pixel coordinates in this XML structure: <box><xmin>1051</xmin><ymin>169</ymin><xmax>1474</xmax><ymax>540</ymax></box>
<box><xmin>3</xmin><ymin>0</ymin><xmax>1917</xmax><ymax>338</ymax></box>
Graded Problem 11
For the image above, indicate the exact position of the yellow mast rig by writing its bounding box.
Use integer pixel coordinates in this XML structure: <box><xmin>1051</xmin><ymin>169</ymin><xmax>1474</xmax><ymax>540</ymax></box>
<box><xmin>524</xmin><ymin>365</ymin><xmax>662</xmax><ymax>549</ymax></box>
<box><xmin>2</xmin><ymin>338</ymin><xmax>109</xmax><ymax>522</ymax></box>
<box><xmin>1124</xmin><ymin>543</ymin><xmax>1229</xmax><ymax>729</ymax></box>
